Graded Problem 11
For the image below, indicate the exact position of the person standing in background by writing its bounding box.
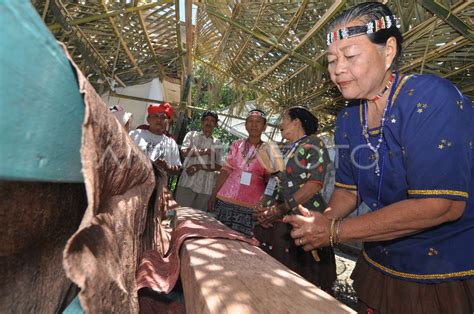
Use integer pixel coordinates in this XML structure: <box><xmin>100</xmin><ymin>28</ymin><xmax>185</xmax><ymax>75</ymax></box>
<box><xmin>254</xmin><ymin>106</ymin><xmax>336</xmax><ymax>294</ymax></box>
<box><xmin>208</xmin><ymin>109</ymin><xmax>270</xmax><ymax>236</ymax></box>
<box><xmin>176</xmin><ymin>111</ymin><xmax>224</xmax><ymax>212</ymax></box>
<box><xmin>129</xmin><ymin>103</ymin><xmax>181</xmax><ymax>176</ymax></box>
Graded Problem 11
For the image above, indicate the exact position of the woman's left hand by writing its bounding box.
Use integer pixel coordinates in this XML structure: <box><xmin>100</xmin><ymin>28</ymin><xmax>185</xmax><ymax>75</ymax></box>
<box><xmin>283</xmin><ymin>205</ymin><xmax>331</xmax><ymax>251</ymax></box>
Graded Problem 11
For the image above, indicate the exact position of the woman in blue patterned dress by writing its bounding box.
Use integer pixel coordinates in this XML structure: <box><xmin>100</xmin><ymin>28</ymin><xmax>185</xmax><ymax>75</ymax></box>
<box><xmin>284</xmin><ymin>2</ymin><xmax>474</xmax><ymax>313</ymax></box>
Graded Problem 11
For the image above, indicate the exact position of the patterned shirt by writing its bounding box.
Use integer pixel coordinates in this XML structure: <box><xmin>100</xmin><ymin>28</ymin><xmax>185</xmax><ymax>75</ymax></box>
<box><xmin>177</xmin><ymin>131</ymin><xmax>224</xmax><ymax>195</ymax></box>
<box><xmin>279</xmin><ymin>136</ymin><xmax>330</xmax><ymax>212</ymax></box>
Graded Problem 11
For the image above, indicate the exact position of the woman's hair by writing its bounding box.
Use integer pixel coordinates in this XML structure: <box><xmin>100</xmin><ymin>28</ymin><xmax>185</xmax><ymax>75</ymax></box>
<box><xmin>328</xmin><ymin>2</ymin><xmax>403</xmax><ymax>69</ymax></box>
<box><xmin>287</xmin><ymin>106</ymin><xmax>318</xmax><ymax>135</ymax></box>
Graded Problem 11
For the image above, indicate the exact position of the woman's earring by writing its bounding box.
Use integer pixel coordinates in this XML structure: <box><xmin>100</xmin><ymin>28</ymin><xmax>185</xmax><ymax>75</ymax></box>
<box><xmin>386</xmin><ymin>64</ymin><xmax>391</xmax><ymax>69</ymax></box>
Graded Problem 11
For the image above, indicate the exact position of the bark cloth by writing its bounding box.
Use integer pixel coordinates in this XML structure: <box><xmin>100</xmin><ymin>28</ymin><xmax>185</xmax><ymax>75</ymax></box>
<box><xmin>1</xmin><ymin>42</ymin><xmax>258</xmax><ymax>313</ymax></box>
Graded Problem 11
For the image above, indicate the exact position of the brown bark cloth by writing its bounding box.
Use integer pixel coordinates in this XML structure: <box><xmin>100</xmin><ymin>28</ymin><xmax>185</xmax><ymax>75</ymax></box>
<box><xmin>60</xmin><ymin>43</ymin><xmax>161</xmax><ymax>313</ymax></box>
<box><xmin>0</xmin><ymin>181</ymin><xmax>87</xmax><ymax>313</ymax></box>
<box><xmin>0</xmin><ymin>41</ymin><xmax>166</xmax><ymax>313</ymax></box>
<box><xmin>136</xmin><ymin>208</ymin><xmax>259</xmax><ymax>295</ymax></box>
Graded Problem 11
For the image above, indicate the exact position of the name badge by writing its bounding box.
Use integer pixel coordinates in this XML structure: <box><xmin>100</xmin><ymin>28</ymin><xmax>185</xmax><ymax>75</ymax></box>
<box><xmin>264</xmin><ymin>177</ymin><xmax>277</xmax><ymax>196</ymax></box>
<box><xmin>240</xmin><ymin>171</ymin><xmax>252</xmax><ymax>186</ymax></box>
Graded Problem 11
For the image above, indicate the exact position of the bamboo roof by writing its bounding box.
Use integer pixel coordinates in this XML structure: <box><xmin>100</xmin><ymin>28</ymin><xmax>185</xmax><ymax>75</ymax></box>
<box><xmin>34</xmin><ymin>0</ymin><xmax>473</xmax><ymax>129</ymax></box>
<box><xmin>193</xmin><ymin>0</ymin><xmax>473</xmax><ymax>129</ymax></box>
<box><xmin>35</xmin><ymin>0</ymin><xmax>185</xmax><ymax>94</ymax></box>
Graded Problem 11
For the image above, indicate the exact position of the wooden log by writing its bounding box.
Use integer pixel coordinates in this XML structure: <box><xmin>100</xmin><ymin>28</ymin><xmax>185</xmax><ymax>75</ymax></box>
<box><xmin>179</xmin><ymin>209</ymin><xmax>355</xmax><ymax>313</ymax></box>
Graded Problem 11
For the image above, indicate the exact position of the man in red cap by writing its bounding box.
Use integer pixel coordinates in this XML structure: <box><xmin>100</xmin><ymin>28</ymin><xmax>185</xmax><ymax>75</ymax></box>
<box><xmin>129</xmin><ymin>103</ymin><xmax>181</xmax><ymax>175</ymax></box>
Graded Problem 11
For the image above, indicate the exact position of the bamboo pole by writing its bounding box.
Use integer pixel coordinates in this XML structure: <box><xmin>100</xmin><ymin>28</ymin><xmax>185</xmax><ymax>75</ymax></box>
<box><xmin>185</xmin><ymin>0</ymin><xmax>194</xmax><ymax>109</ymax></box>
<box><xmin>175</xmin><ymin>0</ymin><xmax>186</xmax><ymax>81</ymax></box>
<box><xmin>210</xmin><ymin>4</ymin><xmax>241</xmax><ymax>65</ymax></box>
<box><xmin>226</xmin><ymin>2</ymin><xmax>267</xmax><ymax>77</ymax></box>
<box><xmin>109</xmin><ymin>91</ymin><xmax>183</xmax><ymax>106</ymax></box>
<box><xmin>108</xmin><ymin>92</ymin><xmax>280</xmax><ymax>127</ymax></box>
<box><xmin>187</xmin><ymin>105</ymin><xmax>279</xmax><ymax>128</ymax></box>
<box><xmin>228</xmin><ymin>0</ymin><xmax>308</xmax><ymax>85</ymax></box>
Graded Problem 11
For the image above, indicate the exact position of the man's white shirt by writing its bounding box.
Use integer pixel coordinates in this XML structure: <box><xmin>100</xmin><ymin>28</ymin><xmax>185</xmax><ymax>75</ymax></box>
<box><xmin>129</xmin><ymin>129</ymin><xmax>181</xmax><ymax>167</ymax></box>
<box><xmin>177</xmin><ymin>131</ymin><xmax>224</xmax><ymax>195</ymax></box>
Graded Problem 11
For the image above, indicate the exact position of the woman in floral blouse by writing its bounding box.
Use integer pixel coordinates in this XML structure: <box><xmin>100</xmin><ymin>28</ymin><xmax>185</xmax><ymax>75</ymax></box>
<box><xmin>254</xmin><ymin>106</ymin><xmax>336</xmax><ymax>293</ymax></box>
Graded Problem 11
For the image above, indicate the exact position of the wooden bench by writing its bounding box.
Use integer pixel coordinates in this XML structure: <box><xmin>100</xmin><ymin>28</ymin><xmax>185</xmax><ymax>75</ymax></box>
<box><xmin>179</xmin><ymin>208</ymin><xmax>355</xmax><ymax>313</ymax></box>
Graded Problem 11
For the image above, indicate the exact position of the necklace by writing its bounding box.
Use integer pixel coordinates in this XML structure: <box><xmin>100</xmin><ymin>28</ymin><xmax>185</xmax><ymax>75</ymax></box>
<box><xmin>356</xmin><ymin>72</ymin><xmax>400</xmax><ymax>213</ymax></box>
<box><xmin>372</xmin><ymin>73</ymin><xmax>395</xmax><ymax>102</ymax></box>
<box><xmin>362</xmin><ymin>72</ymin><xmax>398</xmax><ymax>176</ymax></box>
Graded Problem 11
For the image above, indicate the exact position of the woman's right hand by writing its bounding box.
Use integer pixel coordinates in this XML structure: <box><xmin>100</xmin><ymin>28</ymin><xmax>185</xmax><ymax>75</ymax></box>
<box><xmin>254</xmin><ymin>203</ymin><xmax>269</xmax><ymax>226</ymax></box>
<box><xmin>255</xmin><ymin>204</ymin><xmax>282</xmax><ymax>228</ymax></box>
<box><xmin>207</xmin><ymin>194</ymin><xmax>216</xmax><ymax>212</ymax></box>
<box><xmin>283</xmin><ymin>205</ymin><xmax>331</xmax><ymax>251</ymax></box>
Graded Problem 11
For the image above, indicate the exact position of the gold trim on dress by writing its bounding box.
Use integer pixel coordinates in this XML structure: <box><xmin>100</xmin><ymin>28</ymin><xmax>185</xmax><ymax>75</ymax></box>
<box><xmin>391</xmin><ymin>75</ymin><xmax>413</xmax><ymax>107</ymax></box>
<box><xmin>408</xmin><ymin>189</ymin><xmax>468</xmax><ymax>198</ymax></box>
<box><xmin>335</xmin><ymin>182</ymin><xmax>357</xmax><ymax>190</ymax></box>
<box><xmin>363</xmin><ymin>250</ymin><xmax>474</xmax><ymax>280</ymax></box>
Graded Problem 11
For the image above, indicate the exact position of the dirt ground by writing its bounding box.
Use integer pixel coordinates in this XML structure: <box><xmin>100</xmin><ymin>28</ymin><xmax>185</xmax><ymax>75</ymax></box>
<box><xmin>333</xmin><ymin>248</ymin><xmax>358</xmax><ymax>310</ymax></box>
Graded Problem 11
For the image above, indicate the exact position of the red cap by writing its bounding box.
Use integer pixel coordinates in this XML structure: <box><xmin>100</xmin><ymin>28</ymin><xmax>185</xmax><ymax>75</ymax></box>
<box><xmin>147</xmin><ymin>103</ymin><xmax>173</xmax><ymax>119</ymax></box>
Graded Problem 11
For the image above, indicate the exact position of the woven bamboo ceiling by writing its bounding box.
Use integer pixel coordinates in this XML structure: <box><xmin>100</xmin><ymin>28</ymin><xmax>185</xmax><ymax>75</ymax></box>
<box><xmin>34</xmin><ymin>0</ymin><xmax>473</xmax><ymax>129</ymax></box>
<box><xmin>34</xmin><ymin>0</ymin><xmax>186</xmax><ymax>93</ymax></box>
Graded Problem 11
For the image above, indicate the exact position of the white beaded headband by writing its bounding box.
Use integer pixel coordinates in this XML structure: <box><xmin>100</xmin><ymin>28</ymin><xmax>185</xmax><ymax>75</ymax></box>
<box><xmin>247</xmin><ymin>110</ymin><xmax>266</xmax><ymax>119</ymax></box>
<box><xmin>326</xmin><ymin>15</ymin><xmax>400</xmax><ymax>46</ymax></box>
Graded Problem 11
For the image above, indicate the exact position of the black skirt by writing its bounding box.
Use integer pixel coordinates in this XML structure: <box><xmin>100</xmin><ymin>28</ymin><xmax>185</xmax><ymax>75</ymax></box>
<box><xmin>254</xmin><ymin>221</ymin><xmax>337</xmax><ymax>293</ymax></box>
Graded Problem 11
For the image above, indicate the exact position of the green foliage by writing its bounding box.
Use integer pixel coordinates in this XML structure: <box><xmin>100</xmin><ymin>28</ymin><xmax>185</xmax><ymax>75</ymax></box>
<box><xmin>188</xmin><ymin>64</ymin><xmax>242</xmax><ymax>150</ymax></box>
<box><xmin>186</xmin><ymin>111</ymin><xmax>238</xmax><ymax>152</ymax></box>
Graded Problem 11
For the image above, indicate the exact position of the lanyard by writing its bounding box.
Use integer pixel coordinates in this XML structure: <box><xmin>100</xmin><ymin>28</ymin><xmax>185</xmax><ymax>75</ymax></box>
<box><xmin>284</xmin><ymin>135</ymin><xmax>307</xmax><ymax>165</ymax></box>
<box><xmin>242</xmin><ymin>140</ymin><xmax>262</xmax><ymax>169</ymax></box>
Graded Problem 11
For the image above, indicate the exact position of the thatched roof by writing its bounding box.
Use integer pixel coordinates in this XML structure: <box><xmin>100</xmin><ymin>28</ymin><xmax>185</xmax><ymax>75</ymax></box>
<box><xmin>34</xmin><ymin>0</ymin><xmax>473</xmax><ymax>129</ymax></box>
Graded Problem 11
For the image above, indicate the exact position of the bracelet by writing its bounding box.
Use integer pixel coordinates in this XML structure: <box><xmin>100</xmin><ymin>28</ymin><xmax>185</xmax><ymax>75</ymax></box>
<box><xmin>329</xmin><ymin>218</ymin><xmax>336</xmax><ymax>247</ymax></box>
<box><xmin>287</xmin><ymin>197</ymin><xmax>298</xmax><ymax>212</ymax></box>
<box><xmin>335</xmin><ymin>219</ymin><xmax>343</xmax><ymax>245</ymax></box>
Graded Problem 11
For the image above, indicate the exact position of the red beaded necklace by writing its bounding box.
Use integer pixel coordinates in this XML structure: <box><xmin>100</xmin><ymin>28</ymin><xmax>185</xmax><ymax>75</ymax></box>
<box><xmin>372</xmin><ymin>73</ymin><xmax>395</xmax><ymax>102</ymax></box>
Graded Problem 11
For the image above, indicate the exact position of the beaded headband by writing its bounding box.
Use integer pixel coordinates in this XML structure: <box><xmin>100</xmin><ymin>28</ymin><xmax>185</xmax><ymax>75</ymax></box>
<box><xmin>247</xmin><ymin>110</ymin><xmax>266</xmax><ymax>120</ymax></box>
<box><xmin>326</xmin><ymin>15</ymin><xmax>400</xmax><ymax>46</ymax></box>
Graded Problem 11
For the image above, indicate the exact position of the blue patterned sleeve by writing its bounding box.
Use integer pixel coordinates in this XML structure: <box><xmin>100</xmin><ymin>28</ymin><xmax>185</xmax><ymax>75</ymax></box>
<box><xmin>334</xmin><ymin>108</ymin><xmax>358</xmax><ymax>191</ymax></box>
<box><xmin>403</xmin><ymin>76</ymin><xmax>472</xmax><ymax>201</ymax></box>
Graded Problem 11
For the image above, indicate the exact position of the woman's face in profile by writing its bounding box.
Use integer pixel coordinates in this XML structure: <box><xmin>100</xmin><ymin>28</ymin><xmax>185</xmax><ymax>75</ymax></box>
<box><xmin>279</xmin><ymin>113</ymin><xmax>298</xmax><ymax>141</ymax></box>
